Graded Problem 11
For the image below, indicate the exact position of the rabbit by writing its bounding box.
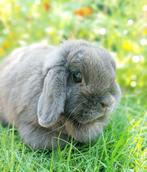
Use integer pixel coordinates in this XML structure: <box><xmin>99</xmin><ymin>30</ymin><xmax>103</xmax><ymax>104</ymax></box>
<box><xmin>0</xmin><ymin>40</ymin><xmax>121</xmax><ymax>149</ymax></box>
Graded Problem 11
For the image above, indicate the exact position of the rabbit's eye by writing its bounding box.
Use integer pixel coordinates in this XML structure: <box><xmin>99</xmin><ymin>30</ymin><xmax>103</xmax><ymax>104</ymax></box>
<box><xmin>72</xmin><ymin>71</ymin><xmax>82</xmax><ymax>83</ymax></box>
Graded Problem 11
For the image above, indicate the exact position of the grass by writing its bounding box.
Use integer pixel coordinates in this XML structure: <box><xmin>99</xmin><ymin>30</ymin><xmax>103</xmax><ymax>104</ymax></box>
<box><xmin>0</xmin><ymin>92</ymin><xmax>146</xmax><ymax>172</ymax></box>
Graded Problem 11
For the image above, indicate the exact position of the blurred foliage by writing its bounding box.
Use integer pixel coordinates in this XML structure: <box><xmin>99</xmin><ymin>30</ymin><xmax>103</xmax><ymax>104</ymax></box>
<box><xmin>0</xmin><ymin>0</ymin><xmax>147</xmax><ymax>94</ymax></box>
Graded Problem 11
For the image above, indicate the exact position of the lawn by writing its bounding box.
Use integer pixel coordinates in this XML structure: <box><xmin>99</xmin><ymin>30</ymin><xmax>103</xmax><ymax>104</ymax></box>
<box><xmin>0</xmin><ymin>0</ymin><xmax>146</xmax><ymax>171</ymax></box>
<box><xmin>0</xmin><ymin>94</ymin><xmax>146</xmax><ymax>171</ymax></box>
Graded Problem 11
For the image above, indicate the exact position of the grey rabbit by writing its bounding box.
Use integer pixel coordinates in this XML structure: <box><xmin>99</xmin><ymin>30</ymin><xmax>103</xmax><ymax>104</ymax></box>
<box><xmin>0</xmin><ymin>40</ymin><xmax>121</xmax><ymax>149</ymax></box>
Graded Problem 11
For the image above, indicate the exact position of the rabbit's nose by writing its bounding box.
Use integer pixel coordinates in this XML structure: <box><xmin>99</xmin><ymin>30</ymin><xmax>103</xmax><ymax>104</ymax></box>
<box><xmin>98</xmin><ymin>101</ymin><xmax>109</xmax><ymax>112</ymax></box>
<box><xmin>100</xmin><ymin>101</ymin><xmax>108</xmax><ymax>108</ymax></box>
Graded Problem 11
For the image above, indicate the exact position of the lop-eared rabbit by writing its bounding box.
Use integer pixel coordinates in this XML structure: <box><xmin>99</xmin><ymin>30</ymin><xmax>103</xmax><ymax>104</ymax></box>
<box><xmin>0</xmin><ymin>40</ymin><xmax>121</xmax><ymax>149</ymax></box>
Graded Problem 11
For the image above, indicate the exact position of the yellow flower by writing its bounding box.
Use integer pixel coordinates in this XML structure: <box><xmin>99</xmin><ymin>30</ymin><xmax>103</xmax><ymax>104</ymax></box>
<box><xmin>3</xmin><ymin>41</ymin><xmax>10</xmax><ymax>49</ymax></box>
<box><xmin>122</xmin><ymin>40</ymin><xmax>133</xmax><ymax>51</ymax></box>
<box><xmin>0</xmin><ymin>48</ymin><xmax>5</xmax><ymax>57</ymax></box>
<box><xmin>143</xmin><ymin>27</ymin><xmax>147</xmax><ymax>35</ymax></box>
<box><xmin>122</xmin><ymin>40</ymin><xmax>141</xmax><ymax>53</ymax></box>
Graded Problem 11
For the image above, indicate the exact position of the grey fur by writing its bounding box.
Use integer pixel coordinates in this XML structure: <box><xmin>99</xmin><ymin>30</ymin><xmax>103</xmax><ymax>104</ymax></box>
<box><xmin>0</xmin><ymin>40</ymin><xmax>121</xmax><ymax>149</ymax></box>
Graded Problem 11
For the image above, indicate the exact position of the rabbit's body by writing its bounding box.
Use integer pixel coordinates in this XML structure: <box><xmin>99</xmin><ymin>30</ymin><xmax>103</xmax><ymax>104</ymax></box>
<box><xmin>0</xmin><ymin>45</ymin><xmax>68</xmax><ymax>148</ymax></box>
<box><xmin>0</xmin><ymin>40</ymin><xmax>121</xmax><ymax>149</ymax></box>
<box><xmin>0</xmin><ymin>45</ymin><xmax>53</xmax><ymax>125</ymax></box>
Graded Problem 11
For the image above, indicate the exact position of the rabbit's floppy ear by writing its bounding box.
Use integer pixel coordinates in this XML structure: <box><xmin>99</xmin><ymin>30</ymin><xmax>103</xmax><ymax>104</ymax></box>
<box><xmin>37</xmin><ymin>48</ymin><xmax>68</xmax><ymax>128</ymax></box>
<box><xmin>37</xmin><ymin>66</ymin><xmax>67</xmax><ymax>128</ymax></box>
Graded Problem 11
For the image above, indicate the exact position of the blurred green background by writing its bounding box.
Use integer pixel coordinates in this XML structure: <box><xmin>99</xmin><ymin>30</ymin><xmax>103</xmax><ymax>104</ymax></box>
<box><xmin>0</xmin><ymin>0</ymin><xmax>147</xmax><ymax>95</ymax></box>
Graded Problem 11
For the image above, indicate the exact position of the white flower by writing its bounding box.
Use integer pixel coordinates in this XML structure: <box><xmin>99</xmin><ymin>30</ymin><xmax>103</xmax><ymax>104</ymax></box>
<box><xmin>140</xmin><ymin>38</ymin><xmax>147</xmax><ymax>46</ymax></box>
<box><xmin>127</xmin><ymin>19</ymin><xmax>134</xmax><ymax>25</ymax></box>
<box><xmin>132</xmin><ymin>55</ymin><xmax>144</xmax><ymax>63</ymax></box>
<box><xmin>143</xmin><ymin>5</ymin><xmax>147</xmax><ymax>11</ymax></box>
<box><xmin>99</xmin><ymin>28</ymin><xmax>107</xmax><ymax>35</ymax></box>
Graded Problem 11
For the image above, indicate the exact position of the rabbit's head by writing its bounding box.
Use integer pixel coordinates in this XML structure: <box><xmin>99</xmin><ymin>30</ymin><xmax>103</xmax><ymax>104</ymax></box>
<box><xmin>37</xmin><ymin>40</ymin><xmax>121</xmax><ymax>139</ymax></box>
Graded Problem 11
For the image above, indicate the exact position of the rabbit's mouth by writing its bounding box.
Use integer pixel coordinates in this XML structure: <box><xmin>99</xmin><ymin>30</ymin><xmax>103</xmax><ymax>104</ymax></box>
<box><xmin>72</xmin><ymin>113</ymin><xmax>107</xmax><ymax>125</ymax></box>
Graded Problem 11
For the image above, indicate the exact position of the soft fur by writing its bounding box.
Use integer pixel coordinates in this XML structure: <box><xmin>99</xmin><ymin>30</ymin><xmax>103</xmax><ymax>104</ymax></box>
<box><xmin>0</xmin><ymin>40</ymin><xmax>121</xmax><ymax>149</ymax></box>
